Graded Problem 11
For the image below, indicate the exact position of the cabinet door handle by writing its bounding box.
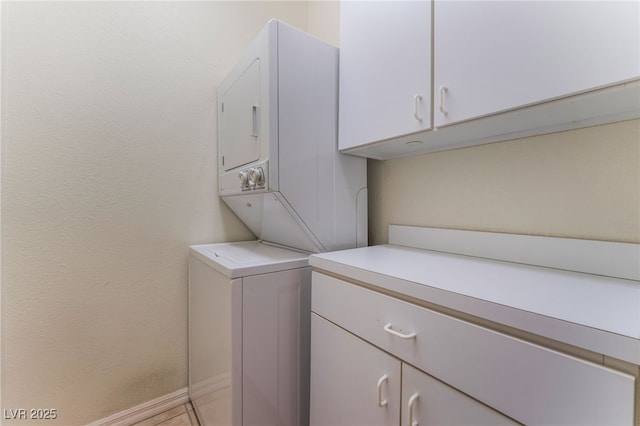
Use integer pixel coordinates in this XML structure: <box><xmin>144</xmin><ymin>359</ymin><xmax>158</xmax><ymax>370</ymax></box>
<box><xmin>439</xmin><ymin>85</ymin><xmax>448</xmax><ymax>116</ymax></box>
<box><xmin>408</xmin><ymin>393</ymin><xmax>419</xmax><ymax>426</ymax></box>
<box><xmin>413</xmin><ymin>94</ymin><xmax>423</xmax><ymax>122</ymax></box>
<box><xmin>251</xmin><ymin>105</ymin><xmax>258</xmax><ymax>137</ymax></box>
<box><xmin>384</xmin><ymin>323</ymin><xmax>416</xmax><ymax>340</ymax></box>
<box><xmin>376</xmin><ymin>374</ymin><xmax>389</xmax><ymax>407</ymax></box>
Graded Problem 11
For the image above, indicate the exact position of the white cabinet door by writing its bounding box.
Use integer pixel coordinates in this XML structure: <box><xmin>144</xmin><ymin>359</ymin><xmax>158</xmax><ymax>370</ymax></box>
<box><xmin>401</xmin><ymin>364</ymin><xmax>519</xmax><ymax>426</ymax></box>
<box><xmin>310</xmin><ymin>313</ymin><xmax>401</xmax><ymax>426</ymax></box>
<box><xmin>434</xmin><ymin>1</ymin><xmax>640</xmax><ymax>127</ymax></box>
<box><xmin>339</xmin><ymin>1</ymin><xmax>431</xmax><ymax>151</ymax></box>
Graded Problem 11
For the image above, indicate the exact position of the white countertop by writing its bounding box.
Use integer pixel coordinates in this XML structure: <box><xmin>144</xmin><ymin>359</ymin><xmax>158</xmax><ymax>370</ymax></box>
<box><xmin>310</xmin><ymin>244</ymin><xmax>640</xmax><ymax>365</ymax></box>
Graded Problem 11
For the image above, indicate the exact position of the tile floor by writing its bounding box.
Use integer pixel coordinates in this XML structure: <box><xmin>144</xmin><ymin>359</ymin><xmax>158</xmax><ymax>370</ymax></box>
<box><xmin>131</xmin><ymin>403</ymin><xmax>200</xmax><ymax>426</ymax></box>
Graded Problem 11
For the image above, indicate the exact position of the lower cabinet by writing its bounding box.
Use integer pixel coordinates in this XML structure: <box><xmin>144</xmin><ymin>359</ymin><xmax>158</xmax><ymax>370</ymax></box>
<box><xmin>310</xmin><ymin>272</ymin><xmax>637</xmax><ymax>425</ymax></box>
<box><xmin>310</xmin><ymin>313</ymin><xmax>518</xmax><ymax>426</ymax></box>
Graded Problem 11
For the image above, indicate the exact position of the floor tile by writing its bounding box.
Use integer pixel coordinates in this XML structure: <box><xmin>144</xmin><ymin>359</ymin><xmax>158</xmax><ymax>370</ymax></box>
<box><xmin>156</xmin><ymin>412</ymin><xmax>191</xmax><ymax>426</ymax></box>
<box><xmin>187</xmin><ymin>408</ymin><xmax>199</xmax><ymax>426</ymax></box>
<box><xmin>131</xmin><ymin>405</ymin><xmax>187</xmax><ymax>426</ymax></box>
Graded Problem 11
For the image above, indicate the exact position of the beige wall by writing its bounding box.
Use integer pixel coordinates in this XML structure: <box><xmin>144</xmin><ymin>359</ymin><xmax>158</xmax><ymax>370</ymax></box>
<box><xmin>368</xmin><ymin>119</ymin><xmax>640</xmax><ymax>245</ymax></box>
<box><xmin>307</xmin><ymin>0</ymin><xmax>341</xmax><ymax>47</ymax></box>
<box><xmin>1</xmin><ymin>2</ymin><xmax>309</xmax><ymax>424</ymax></box>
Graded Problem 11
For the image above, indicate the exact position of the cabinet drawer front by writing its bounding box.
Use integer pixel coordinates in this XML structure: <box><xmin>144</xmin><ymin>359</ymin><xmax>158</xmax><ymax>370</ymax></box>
<box><xmin>312</xmin><ymin>272</ymin><xmax>636</xmax><ymax>425</ymax></box>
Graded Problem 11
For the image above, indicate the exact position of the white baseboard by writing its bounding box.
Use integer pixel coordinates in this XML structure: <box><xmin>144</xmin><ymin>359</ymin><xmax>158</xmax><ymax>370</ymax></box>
<box><xmin>86</xmin><ymin>387</ymin><xmax>189</xmax><ymax>426</ymax></box>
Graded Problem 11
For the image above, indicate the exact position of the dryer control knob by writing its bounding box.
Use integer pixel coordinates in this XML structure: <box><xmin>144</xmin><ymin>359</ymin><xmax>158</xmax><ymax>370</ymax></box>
<box><xmin>238</xmin><ymin>170</ymin><xmax>249</xmax><ymax>186</ymax></box>
<box><xmin>250</xmin><ymin>167</ymin><xmax>265</xmax><ymax>186</ymax></box>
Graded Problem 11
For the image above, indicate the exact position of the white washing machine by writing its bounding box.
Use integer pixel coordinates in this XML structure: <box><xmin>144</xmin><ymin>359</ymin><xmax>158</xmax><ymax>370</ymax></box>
<box><xmin>189</xmin><ymin>241</ymin><xmax>310</xmax><ymax>426</ymax></box>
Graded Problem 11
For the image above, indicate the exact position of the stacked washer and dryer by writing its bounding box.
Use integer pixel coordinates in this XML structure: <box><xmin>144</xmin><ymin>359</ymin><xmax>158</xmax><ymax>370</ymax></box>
<box><xmin>188</xmin><ymin>20</ymin><xmax>367</xmax><ymax>426</ymax></box>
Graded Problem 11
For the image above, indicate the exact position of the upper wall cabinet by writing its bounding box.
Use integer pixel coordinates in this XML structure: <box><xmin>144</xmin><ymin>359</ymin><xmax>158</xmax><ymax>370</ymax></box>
<box><xmin>338</xmin><ymin>1</ymin><xmax>432</xmax><ymax>151</ymax></box>
<box><xmin>434</xmin><ymin>1</ymin><xmax>640</xmax><ymax>127</ymax></box>
<box><xmin>339</xmin><ymin>1</ymin><xmax>640</xmax><ymax>159</ymax></box>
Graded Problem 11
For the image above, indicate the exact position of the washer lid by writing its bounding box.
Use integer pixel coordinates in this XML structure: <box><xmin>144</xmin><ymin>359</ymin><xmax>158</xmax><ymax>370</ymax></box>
<box><xmin>189</xmin><ymin>241</ymin><xmax>309</xmax><ymax>278</ymax></box>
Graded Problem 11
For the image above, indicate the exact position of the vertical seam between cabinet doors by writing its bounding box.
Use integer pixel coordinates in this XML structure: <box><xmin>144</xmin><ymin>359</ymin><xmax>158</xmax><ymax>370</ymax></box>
<box><xmin>275</xmin><ymin>22</ymin><xmax>280</xmax><ymax>191</ymax></box>
<box><xmin>430</xmin><ymin>0</ymin><xmax>435</xmax><ymax>129</ymax></box>
<box><xmin>401</xmin><ymin>362</ymin><xmax>405</xmax><ymax>426</ymax></box>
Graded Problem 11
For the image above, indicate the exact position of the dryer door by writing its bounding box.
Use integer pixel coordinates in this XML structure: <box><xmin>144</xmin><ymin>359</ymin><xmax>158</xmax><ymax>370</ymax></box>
<box><xmin>220</xmin><ymin>59</ymin><xmax>262</xmax><ymax>172</ymax></box>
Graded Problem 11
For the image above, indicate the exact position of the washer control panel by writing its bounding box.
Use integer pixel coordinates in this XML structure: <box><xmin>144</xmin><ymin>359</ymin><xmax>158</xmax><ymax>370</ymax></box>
<box><xmin>239</xmin><ymin>166</ymin><xmax>266</xmax><ymax>191</ymax></box>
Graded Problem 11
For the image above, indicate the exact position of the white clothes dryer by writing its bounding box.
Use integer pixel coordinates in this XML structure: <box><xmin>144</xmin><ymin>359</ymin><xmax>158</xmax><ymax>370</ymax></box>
<box><xmin>217</xmin><ymin>19</ymin><xmax>367</xmax><ymax>253</ymax></box>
